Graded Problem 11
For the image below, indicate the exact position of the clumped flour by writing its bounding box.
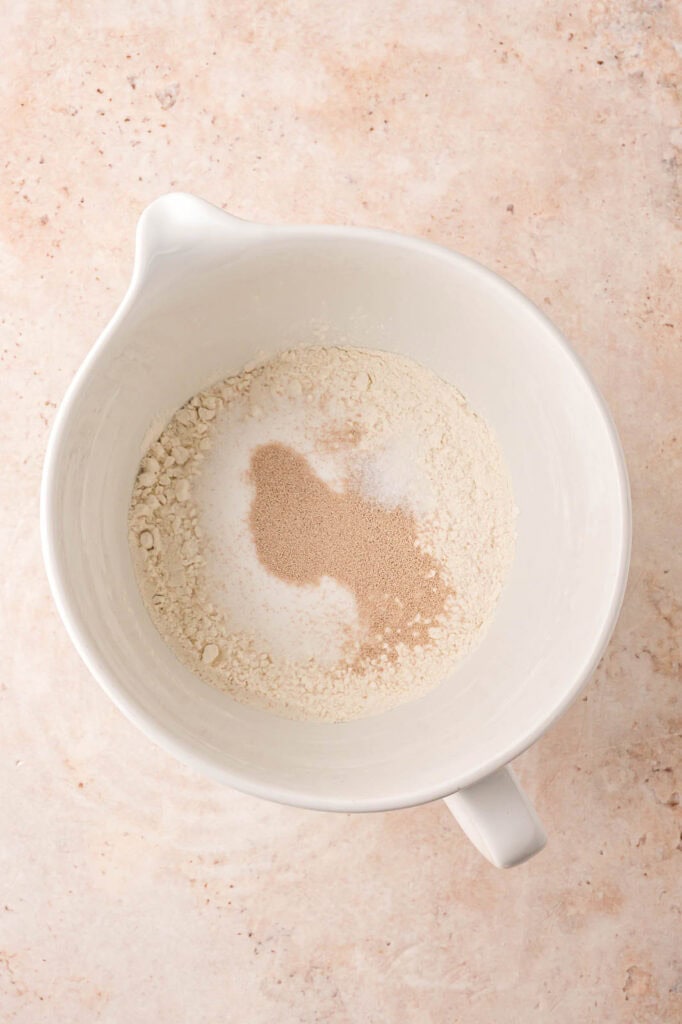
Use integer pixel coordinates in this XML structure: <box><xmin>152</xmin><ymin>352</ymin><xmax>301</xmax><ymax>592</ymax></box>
<box><xmin>129</xmin><ymin>346</ymin><xmax>516</xmax><ymax>721</ymax></box>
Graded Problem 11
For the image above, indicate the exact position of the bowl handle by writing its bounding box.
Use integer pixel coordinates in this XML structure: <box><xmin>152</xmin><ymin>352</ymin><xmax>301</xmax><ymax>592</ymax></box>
<box><xmin>132</xmin><ymin>192</ymin><xmax>264</xmax><ymax>287</ymax></box>
<box><xmin>443</xmin><ymin>766</ymin><xmax>547</xmax><ymax>868</ymax></box>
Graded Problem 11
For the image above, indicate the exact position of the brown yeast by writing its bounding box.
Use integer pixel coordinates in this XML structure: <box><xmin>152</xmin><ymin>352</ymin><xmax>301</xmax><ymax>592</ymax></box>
<box><xmin>249</xmin><ymin>442</ymin><xmax>452</xmax><ymax>662</ymax></box>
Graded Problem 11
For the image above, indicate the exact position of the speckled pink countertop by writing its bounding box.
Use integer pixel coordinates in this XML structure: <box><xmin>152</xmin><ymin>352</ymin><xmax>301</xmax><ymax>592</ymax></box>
<box><xmin>2</xmin><ymin>2</ymin><xmax>680</xmax><ymax>1021</ymax></box>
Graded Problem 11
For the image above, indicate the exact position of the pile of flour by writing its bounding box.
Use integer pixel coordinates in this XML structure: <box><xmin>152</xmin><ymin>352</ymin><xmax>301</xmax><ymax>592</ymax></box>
<box><xmin>128</xmin><ymin>346</ymin><xmax>516</xmax><ymax>722</ymax></box>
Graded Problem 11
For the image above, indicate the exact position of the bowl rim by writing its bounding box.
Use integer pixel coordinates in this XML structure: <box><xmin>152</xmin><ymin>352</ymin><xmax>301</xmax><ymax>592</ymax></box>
<box><xmin>40</xmin><ymin>210</ymin><xmax>632</xmax><ymax>812</ymax></box>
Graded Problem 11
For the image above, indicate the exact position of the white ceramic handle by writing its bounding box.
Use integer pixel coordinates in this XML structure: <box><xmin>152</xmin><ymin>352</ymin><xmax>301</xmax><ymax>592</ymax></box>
<box><xmin>443</xmin><ymin>766</ymin><xmax>547</xmax><ymax>868</ymax></box>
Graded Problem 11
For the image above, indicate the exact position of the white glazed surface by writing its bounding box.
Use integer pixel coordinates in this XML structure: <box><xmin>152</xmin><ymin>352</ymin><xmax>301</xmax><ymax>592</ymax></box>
<box><xmin>42</xmin><ymin>194</ymin><xmax>630</xmax><ymax>811</ymax></box>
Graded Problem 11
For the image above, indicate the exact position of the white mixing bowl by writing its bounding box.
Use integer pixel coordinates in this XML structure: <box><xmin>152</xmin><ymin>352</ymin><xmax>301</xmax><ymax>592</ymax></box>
<box><xmin>41</xmin><ymin>194</ymin><xmax>630</xmax><ymax>867</ymax></box>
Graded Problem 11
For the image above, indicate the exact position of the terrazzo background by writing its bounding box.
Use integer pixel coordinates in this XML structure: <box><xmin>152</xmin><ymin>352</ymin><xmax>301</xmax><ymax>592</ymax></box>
<box><xmin>1</xmin><ymin>1</ymin><xmax>680</xmax><ymax>1021</ymax></box>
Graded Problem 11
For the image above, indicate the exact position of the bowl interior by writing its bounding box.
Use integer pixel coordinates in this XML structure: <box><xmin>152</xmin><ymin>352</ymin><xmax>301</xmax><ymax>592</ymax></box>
<box><xmin>44</xmin><ymin>231</ymin><xmax>629</xmax><ymax>809</ymax></box>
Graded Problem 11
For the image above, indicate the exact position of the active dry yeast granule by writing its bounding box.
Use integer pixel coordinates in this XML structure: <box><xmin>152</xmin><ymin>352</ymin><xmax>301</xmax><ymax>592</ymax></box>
<box><xmin>249</xmin><ymin>441</ymin><xmax>452</xmax><ymax>665</ymax></box>
<box><xmin>128</xmin><ymin>346</ymin><xmax>516</xmax><ymax>721</ymax></box>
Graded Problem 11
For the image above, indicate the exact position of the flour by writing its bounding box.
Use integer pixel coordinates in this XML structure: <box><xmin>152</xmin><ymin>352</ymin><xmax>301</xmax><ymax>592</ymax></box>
<box><xmin>128</xmin><ymin>346</ymin><xmax>516</xmax><ymax>722</ymax></box>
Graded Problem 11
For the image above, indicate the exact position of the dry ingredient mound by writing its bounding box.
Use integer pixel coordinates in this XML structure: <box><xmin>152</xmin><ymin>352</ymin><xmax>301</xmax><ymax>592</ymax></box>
<box><xmin>128</xmin><ymin>346</ymin><xmax>516</xmax><ymax>722</ymax></box>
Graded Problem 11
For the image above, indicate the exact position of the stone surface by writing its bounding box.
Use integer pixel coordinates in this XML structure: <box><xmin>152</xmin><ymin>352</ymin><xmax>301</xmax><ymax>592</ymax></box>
<box><xmin>1</xmin><ymin>1</ymin><xmax>680</xmax><ymax>1021</ymax></box>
